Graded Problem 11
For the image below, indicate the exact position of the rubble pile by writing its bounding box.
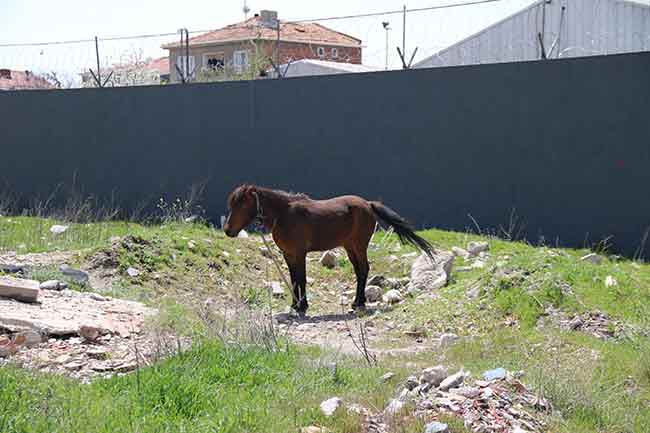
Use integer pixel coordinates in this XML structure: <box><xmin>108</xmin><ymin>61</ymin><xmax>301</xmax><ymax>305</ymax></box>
<box><xmin>384</xmin><ymin>366</ymin><xmax>551</xmax><ymax>433</ymax></box>
<box><xmin>0</xmin><ymin>283</ymin><xmax>186</xmax><ymax>381</ymax></box>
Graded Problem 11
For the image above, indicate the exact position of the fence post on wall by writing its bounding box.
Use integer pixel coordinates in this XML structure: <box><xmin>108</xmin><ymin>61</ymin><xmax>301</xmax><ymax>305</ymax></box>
<box><xmin>88</xmin><ymin>36</ymin><xmax>113</xmax><ymax>87</ymax></box>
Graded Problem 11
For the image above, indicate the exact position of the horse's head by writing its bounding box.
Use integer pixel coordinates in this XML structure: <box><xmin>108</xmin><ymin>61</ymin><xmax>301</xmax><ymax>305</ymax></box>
<box><xmin>224</xmin><ymin>184</ymin><xmax>258</xmax><ymax>237</ymax></box>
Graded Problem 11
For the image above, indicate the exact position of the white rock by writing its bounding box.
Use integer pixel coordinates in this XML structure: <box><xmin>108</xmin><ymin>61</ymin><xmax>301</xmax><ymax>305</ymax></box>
<box><xmin>420</xmin><ymin>365</ymin><xmax>448</xmax><ymax>386</ymax></box>
<box><xmin>580</xmin><ymin>253</ymin><xmax>603</xmax><ymax>264</ymax></box>
<box><xmin>49</xmin><ymin>225</ymin><xmax>69</xmax><ymax>235</ymax></box>
<box><xmin>320</xmin><ymin>251</ymin><xmax>337</xmax><ymax>268</ymax></box>
<box><xmin>471</xmin><ymin>260</ymin><xmax>486</xmax><ymax>269</ymax></box>
<box><xmin>605</xmin><ymin>275</ymin><xmax>618</xmax><ymax>288</ymax></box>
<box><xmin>467</xmin><ymin>241</ymin><xmax>489</xmax><ymax>257</ymax></box>
<box><xmin>406</xmin><ymin>252</ymin><xmax>453</xmax><ymax>294</ymax></box>
<box><xmin>381</xmin><ymin>372</ymin><xmax>395</xmax><ymax>382</ymax></box>
<box><xmin>319</xmin><ymin>397</ymin><xmax>342</xmax><ymax>416</ymax></box>
<box><xmin>40</xmin><ymin>280</ymin><xmax>61</xmax><ymax>291</ymax></box>
<box><xmin>451</xmin><ymin>246</ymin><xmax>469</xmax><ymax>258</ymax></box>
<box><xmin>383</xmin><ymin>289</ymin><xmax>403</xmax><ymax>304</ymax></box>
<box><xmin>126</xmin><ymin>267</ymin><xmax>141</xmax><ymax>277</ymax></box>
<box><xmin>439</xmin><ymin>370</ymin><xmax>466</xmax><ymax>391</ymax></box>
<box><xmin>425</xmin><ymin>422</ymin><xmax>449</xmax><ymax>433</ymax></box>
<box><xmin>237</xmin><ymin>230</ymin><xmax>249</xmax><ymax>239</ymax></box>
<box><xmin>384</xmin><ymin>399</ymin><xmax>404</xmax><ymax>415</ymax></box>
<box><xmin>338</xmin><ymin>295</ymin><xmax>348</xmax><ymax>305</ymax></box>
<box><xmin>439</xmin><ymin>333</ymin><xmax>459</xmax><ymax>348</ymax></box>
<box><xmin>365</xmin><ymin>285</ymin><xmax>382</xmax><ymax>303</ymax></box>
<box><xmin>270</xmin><ymin>281</ymin><xmax>285</xmax><ymax>297</ymax></box>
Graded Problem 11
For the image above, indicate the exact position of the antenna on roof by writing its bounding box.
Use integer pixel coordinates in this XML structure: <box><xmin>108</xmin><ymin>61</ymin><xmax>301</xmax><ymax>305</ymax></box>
<box><xmin>243</xmin><ymin>0</ymin><xmax>250</xmax><ymax>19</ymax></box>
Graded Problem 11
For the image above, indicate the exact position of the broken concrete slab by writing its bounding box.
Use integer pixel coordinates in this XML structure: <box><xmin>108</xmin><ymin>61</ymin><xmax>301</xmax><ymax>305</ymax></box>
<box><xmin>0</xmin><ymin>288</ymin><xmax>155</xmax><ymax>337</ymax></box>
<box><xmin>0</xmin><ymin>276</ymin><xmax>40</xmax><ymax>303</ymax></box>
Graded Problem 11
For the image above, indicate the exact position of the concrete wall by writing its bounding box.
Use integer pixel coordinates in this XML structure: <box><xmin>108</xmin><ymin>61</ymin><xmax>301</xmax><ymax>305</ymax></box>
<box><xmin>1</xmin><ymin>51</ymin><xmax>649</xmax><ymax>256</ymax></box>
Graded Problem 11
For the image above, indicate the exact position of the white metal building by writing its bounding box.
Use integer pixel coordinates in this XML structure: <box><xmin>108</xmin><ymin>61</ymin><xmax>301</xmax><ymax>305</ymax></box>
<box><xmin>267</xmin><ymin>59</ymin><xmax>380</xmax><ymax>78</ymax></box>
<box><xmin>415</xmin><ymin>0</ymin><xmax>650</xmax><ymax>69</ymax></box>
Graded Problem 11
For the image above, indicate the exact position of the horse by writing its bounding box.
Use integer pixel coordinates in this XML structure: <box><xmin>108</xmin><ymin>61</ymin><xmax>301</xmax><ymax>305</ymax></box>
<box><xmin>223</xmin><ymin>184</ymin><xmax>434</xmax><ymax>315</ymax></box>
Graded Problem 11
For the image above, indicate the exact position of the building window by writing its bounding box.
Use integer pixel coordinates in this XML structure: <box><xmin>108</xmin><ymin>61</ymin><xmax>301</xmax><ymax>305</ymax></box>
<box><xmin>317</xmin><ymin>47</ymin><xmax>325</xmax><ymax>57</ymax></box>
<box><xmin>176</xmin><ymin>55</ymin><xmax>196</xmax><ymax>78</ymax></box>
<box><xmin>331</xmin><ymin>48</ymin><xmax>338</xmax><ymax>59</ymax></box>
<box><xmin>205</xmin><ymin>52</ymin><xmax>225</xmax><ymax>71</ymax></box>
<box><xmin>233</xmin><ymin>50</ymin><xmax>249</xmax><ymax>73</ymax></box>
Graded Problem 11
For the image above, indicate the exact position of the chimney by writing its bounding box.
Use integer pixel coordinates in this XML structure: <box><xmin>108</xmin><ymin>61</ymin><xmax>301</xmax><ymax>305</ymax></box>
<box><xmin>259</xmin><ymin>10</ymin><xmax>278</xmax><ymax>28</ymax></box>
<box><xmin>0</xmin><ymin>69</ymin><xmax>11</xmax><ymax>79</ymax></box>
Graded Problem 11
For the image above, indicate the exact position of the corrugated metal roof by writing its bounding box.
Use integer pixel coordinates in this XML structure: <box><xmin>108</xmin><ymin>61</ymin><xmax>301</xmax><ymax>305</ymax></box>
<box><xmin>415</xmin><ymin>0</ymin><xmax>650</xmax><ymax>69</ymax></box>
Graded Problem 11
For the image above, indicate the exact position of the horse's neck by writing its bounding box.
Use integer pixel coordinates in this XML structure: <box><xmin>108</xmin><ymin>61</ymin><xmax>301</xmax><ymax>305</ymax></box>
<box><xmin>258</xmin><ymin>189</ymin><xmax>290</xmax><ymax>224</ymax></box>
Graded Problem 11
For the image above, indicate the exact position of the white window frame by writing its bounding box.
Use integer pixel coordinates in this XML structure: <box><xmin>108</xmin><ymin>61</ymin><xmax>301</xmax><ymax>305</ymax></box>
<box><xmin>233</xmin><ymin>50</ymin><xmax>250</xmax><ymax>73</ymax></box>
<box><xmin>176</xmin><ymin>55</ymin><xmax>196</xmax><ymax>78</ymax></box>
<box><xmin>331</xmin><ymin>47</ymin><xmax>338</xmax><ymax>59</ymax></box>
<box><xmin>317</xmin><ymin>47</ymin><xmax>325</xmax><ymax>57</ymax></box>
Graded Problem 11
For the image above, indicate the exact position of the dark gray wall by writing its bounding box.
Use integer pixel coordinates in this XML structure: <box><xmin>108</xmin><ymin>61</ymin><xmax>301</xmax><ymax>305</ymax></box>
<box><xmin>1</xmin><ymin>52</ymin><xmax>649</xmax><ymax>256</ymax></box>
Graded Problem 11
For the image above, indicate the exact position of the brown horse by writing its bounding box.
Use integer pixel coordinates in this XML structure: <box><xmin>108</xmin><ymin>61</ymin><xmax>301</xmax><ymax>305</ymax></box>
<box><xmin>223</xmin><ymin>184</ymin><xmax>434</xmax><ymax>315</ymax></box>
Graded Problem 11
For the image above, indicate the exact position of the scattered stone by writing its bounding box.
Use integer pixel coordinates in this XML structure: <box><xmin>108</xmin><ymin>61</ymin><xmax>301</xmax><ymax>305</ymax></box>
<box><xmin>365</xmin><ymin>285</ymin><xmax>382</xmax><ymax>303</ymax></box>
<box><xmin>425</xmin><ymin>422</ymin><xmax>449</xmax><ymax>433</ymax></box>
<box><xmin>338</xmin><ymin>295</ymin><xmax>348</xmax><ymax>306</ymax></box>
<box><xmin>320</xmin><ymin>397</ymin><xmax>342</xmax><ymax>416</ymax></box>
<box><xmin>184</xmin><ymin>215</ymin><xmax>199</xmax><ymax>223</ymax></box>
<box><xmin>126</xmin><ymin>267</ymin><xmax>141</xmax><ymax>277</ymax></box>
<box><xmin>467</xmin><ymin>241</ymin><xmax>489</xmax><ymax>257</ymax></box>
<box><xmin>187</xmin><ymin>240</ymin><xmax>197</xmax><ymax>250</ymax></box>
<box><xmin>13</xmin><ymin>330</ymin><xmax>42</xmax><ymax>347</ymax></box>
<box><xmin>0</xmin><ymin>276</ymin><xmax>40</xmax><ymax>303</ymax></box>
<box><xmin>259</xmin><ymin>246</ymin><xmax>273</xmax><ymax>258</ymax></box>
<box><xmin>0</xmin><ymin>264</ymin><xmax>24</xmax><ymax>274</ymax></box>
<box><xmin>466</xmin><ymin>284</ymin><xmax>481</xmax><ymax>299</ymax></box>
<box><xmin>59</xmin><ymin>265</ymin><xmax>89</xmax><ymax>284</ymax></box>
<box><xmin>39</xmin><ymin>280</ymin><xmax>62</xmax><ymax>291</ymax></box>
<box><xmin>605</xmin><ymin>275</ymin><xmax>618</xmax><ymax>288</ymax></box>
<box><xmin>237</xmin><ymin>230</ymin><xmax>249</xmax><ymax>239</ymax></box>
<box><xmin>89</xmin><ymin>293</ymin><xmax>108</xmax><ymax>302</ymax></box>
<box><xmin>568</xmin><ymin>316</ymin><xmax>583</xmax><ymax>330</ymax></box>
<box><xmin>383</xmin><ymin>289</ymin><xmax>403</xmax><ymax>304</ymax></box>
<box><xmin>367</xmin><ymin>275</ymin><xmax>387</xmax><ymax>287</ymax></box>
<box><xmin>421</xmin><ymin>365</ymin><xmax>447</xmax><ymax>387</ymax></box>
<box><xmin>320</xmin><ymin>251</ymin><xmax>337</xmax><ymax>268</ymax></box>
<box><xmin>451</xmin><ymin>246</ymin><xmax>469</xmax><ymax>258</ymax></box>
<box><xmin>0</xmin><ymin>342</ymin><xmax>18</xmax><ymax>358</ymax></box>
<box><xmin>483</xmin><ymin>367</ymin><xmax>507</xmax><ymax>381</ymax></box>
<box><xmin>439</xmin><ymin>370</ymin><xmax>466</xmax><ymax>391</ymax></box>
<box><xmin>406</xmin><ymin>252</ymin><xmax>453</xmax><ymax>294</ymax></box>
<box><xmin>381</xmin><ymin>372</ymin><xmax>395</xmax><ymax>382</ymax></box>
<box><xmin>405</xmin><ymin>375</ymin><xmax>419</xmax><ymax>390</ymax></box>
<box><xmin>439</xmin><ymin>333</ymin><xmax>459</xmax><ymax>348</ymax></box>
<box><xmin>301</xmin><ymin>427</ymin><xmax>331</xmax><ymax>433</ymax></box>
<box><xmin>455</xmin><ymin>386</ymin><xmax>481</xmax><ymax>398</ymax></box>
<box><xmin>580</xmin><ymin>253</ymin><xmax>603</xmax><ymax>264</ymax></box>
<box><xmin>86</xmin><ymin>347</ymin><xmax>109</xmax><ymax>360</ymax></box>
<box><xmin>79</xmin><ymin>325</ymin><xmax>102</xmax><ymax>342</ymax></box>
<box><xmin>471</xmin><ymin>260</ymin><xmax>486</xmax><ymax>269</ymax></box>
<box><xmin>49</xmin><ymin>225</ymin><xmax>69</xmax><ymax>235</ymax></box>
<box><xmin>384</xmin><ymin>398</ymin><xmax>405</xmax><ymax>415</ymax></box>
<box><xmin>270</xmin><ymin>281</ymin><xmax>285</xmax><ymax>297</ymax></box>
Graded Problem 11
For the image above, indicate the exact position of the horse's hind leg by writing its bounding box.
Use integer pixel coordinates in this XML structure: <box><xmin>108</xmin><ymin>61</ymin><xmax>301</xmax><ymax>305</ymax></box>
<box><xmin>345</xmin><ymin>246</ymin><xmax>369</xmax><ymax>309</ymax></box>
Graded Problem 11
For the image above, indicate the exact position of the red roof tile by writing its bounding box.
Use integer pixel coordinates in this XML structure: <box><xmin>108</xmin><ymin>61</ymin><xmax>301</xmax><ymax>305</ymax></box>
<box><xmin>0</xmin><ymin>70</ymin><xmax>54</xmax><ymax>91</ymax></box>
<box><xmin>162</xmin><ymin>16</ymin><xmax>361</xmax><ymax>49</ymax></box>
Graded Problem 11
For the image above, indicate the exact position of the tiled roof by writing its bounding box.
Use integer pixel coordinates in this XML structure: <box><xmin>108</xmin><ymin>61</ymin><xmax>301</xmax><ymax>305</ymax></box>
<box><xmin>109</xmin><ymin>57</ymin><xmax>170</xmax><ymax>75</ymax></box>
<box><xmin>0</xmin><ymin>70</ymin><xmax>54</xmax><ymax>91</ymax></box>
<box><xmin>162</xmin><ymin>16</ymin><xmax>361</xmax><ymax>49</ymax></box>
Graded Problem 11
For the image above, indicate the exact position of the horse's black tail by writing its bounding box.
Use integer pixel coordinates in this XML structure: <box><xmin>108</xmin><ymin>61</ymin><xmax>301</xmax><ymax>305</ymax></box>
<box><xmin>370</xmin><ymin>201</ymin><xmax>435</xmax><ymax>259</ymax></box>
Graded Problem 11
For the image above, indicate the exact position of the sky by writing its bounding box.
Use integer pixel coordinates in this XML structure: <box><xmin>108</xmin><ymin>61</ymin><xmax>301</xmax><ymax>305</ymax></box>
<box><xmin>0</xmin><ymin>0</ymin><xmax>540</xmax><ymax>79</ymax></box>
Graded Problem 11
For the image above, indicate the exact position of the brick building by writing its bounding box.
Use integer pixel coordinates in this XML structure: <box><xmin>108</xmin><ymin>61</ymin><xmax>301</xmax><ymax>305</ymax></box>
<box><xmin>162</xmin><ymin>10</ymin><xmax>362</xmax><ymax>83</ymax></box>
<box><xmin>0</xmin><ymin>69</ymin><xmax>54</xmax><ymax>91</ymax></box>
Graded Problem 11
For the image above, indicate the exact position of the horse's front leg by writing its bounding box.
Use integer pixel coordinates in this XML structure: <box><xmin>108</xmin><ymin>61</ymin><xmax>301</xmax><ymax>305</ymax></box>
<box><xmin>282</xmin><ymin>253</ymin><xmax>299</xmax><ymax>311</ymax></box>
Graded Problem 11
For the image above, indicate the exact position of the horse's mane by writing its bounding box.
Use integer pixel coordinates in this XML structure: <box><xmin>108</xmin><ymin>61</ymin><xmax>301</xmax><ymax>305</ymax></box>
<box><xmin>228</xmin><ymin>184</ymin><xmax>310</xmax><ymax>207</ymax></box>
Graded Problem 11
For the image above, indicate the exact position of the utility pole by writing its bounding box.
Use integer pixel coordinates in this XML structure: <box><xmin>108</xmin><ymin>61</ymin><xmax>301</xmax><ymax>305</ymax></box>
<box><xmin>88</xmin><ymin>36</ymin><xmax>113</xmax><ymax>87</ymax></box>
<box><xmin>396</xmin><ymin>6</ymin><xmax>418</xmax><ymax>70</ymax></box>
<box><xmin>382</xmin><ymin>22</ymin><xmax>390</xmax><ymax>70</ymax></box>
